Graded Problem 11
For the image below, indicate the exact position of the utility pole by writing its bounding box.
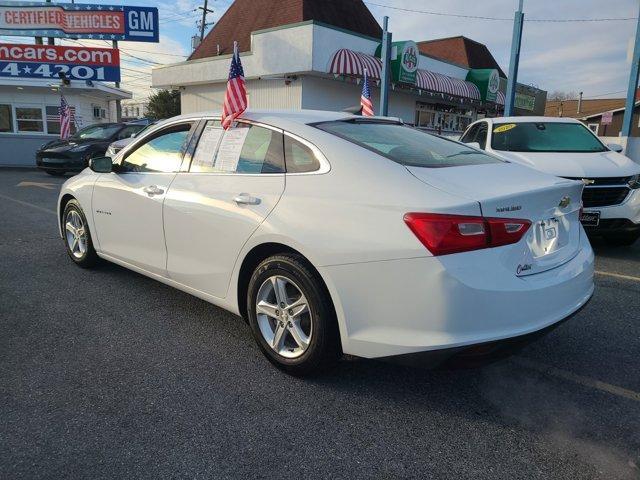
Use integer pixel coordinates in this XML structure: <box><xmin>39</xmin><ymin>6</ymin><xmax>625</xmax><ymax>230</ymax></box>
<box><xmin>198</xmin><ymin>0</ymin><xmax>215</xmax><ymax>41</ymax></box>
<box><xmin>379</xmin><ymin>16</ymin><xmax>392</xmax><ymax>117</ymax></box>
<box><xmin>577</xmin><ymin>91</ymin><xmax>583</xmax><ymax>115</ymax></box>
<box><xmin>505</xmin><ymin>0</ymin><xmax>524</xmax><ymax>117</ymax></box>
<box><xmin>113</xmin><ymin>40</ymin><xmax>122</xmax><ymax>122</ymax></box>
<box><xmin>622</xmin><ymin>1</ymin><xmax>640</xmax><ymax>137</ymax></box>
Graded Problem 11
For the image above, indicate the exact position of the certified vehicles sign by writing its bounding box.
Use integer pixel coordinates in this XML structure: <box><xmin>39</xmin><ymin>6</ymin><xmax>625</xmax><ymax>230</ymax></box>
<box><xmin>0</xmin><ymin>43</ymin><xmax>120</xmax><ymax>81</ymax></box>
<box><xmin>0</xmin><ymin>1</ymin><xmax>159</xmax><ymax>42</ymax></box>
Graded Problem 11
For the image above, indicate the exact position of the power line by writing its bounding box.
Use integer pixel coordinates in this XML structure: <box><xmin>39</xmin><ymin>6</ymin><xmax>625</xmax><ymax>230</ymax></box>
<box><xmin>364</xmin><ymin>2</ymin><xmax>637</xmax><ymax>22</ymax></box>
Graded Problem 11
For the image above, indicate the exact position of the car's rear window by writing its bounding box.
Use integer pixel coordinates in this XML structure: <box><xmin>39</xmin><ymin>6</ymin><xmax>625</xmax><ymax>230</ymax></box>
<box><xmin>315</xmin><ymin>120</ymin><xmax>500</xmax><ymax>168</ymax></box>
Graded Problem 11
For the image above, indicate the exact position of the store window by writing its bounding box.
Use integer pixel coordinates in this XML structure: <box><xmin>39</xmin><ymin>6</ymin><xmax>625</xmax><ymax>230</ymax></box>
<box><xmin>415</xmin><ymin>102</ymin><xmax>475</xmax><ymax>134</ymax></box>
<box><xmin>0</xmin><ymin>104</ymin><xmax>13</xmax><ymax>132</ymax></box>
<box><xmin>45</xmin><ymin>106</ymin><xmax>77</xmax><ymax>136</ymax></box>
<box><xmin>15</xmin><ymin>106</ymin><xmax>44</xmax><ymax>133</ymax></box>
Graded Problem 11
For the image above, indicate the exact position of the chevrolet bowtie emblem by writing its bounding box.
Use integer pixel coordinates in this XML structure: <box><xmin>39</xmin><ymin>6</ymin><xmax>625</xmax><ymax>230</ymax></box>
<box><xmin>582</xmin><ymin>178</ymin><xmax>595</xmax><ymax>185</ymax></box>
<box><xmin>559</xmin><ymin>196</ymin><xmax>571</xmax><ymax>208</ymax></box>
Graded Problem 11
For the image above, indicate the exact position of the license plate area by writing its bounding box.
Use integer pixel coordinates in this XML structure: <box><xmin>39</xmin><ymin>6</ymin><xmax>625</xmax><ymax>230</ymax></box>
<box><xmin>580</xmin><ymin>210</ymin><xmax>601</xmax><ymax>227</ymax></box>
<box><xmin>531</xmin><ymin>217</ymin><xmax>564</xmax><ymax>258</ymax></box>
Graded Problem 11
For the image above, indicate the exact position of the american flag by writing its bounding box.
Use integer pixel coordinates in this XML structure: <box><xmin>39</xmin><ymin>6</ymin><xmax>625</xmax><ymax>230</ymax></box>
<box><xmin>221</xmin><ymin>42</ymin><xmax>247</xmax><ymax>130</ymax></box>
<box><xmin>360</xmin><ymin>68</ymin><xmax>374</xmax><ymax>117</ymax></box>
<box><xmin>59</xmin><ymin>95</ymin><xmax>71</xmax><ymax>139</ymax></box>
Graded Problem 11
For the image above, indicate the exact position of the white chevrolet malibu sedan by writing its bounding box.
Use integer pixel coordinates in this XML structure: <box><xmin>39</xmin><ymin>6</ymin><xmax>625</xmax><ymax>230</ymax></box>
<box><xmin>57</xmin><ymin>110</ymin><xmax>594</xmax><ymax>375</ymax></box>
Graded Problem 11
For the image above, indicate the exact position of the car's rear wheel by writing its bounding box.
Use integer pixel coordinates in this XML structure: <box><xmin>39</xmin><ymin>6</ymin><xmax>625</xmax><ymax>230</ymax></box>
<box><xmin>604</xmin><ymin>232</ymin><xmax>640</xmax><ymax>246</ymax></box>
<box><xmin>247</xmin><ymin>254</ymin><xmax>340</xmax><ymax>375</ymax></box>
<box><xmin>46</xmin><ymin>170</ymin><xmax>66</xmax><ymax>176</ymax></box>
<box><xmin>62</xmin><ymin>200</ymin><xmax>98</xmax><ymax>268</ymax></box>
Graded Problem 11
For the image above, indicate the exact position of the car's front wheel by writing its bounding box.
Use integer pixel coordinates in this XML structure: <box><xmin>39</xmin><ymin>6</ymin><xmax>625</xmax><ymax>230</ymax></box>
<box><xmin>62</xmin><ymin>199</ymin><xmax>99</xmax><ymax>268</ymax></box>
<box><xmin>247</xmin><ymin>254</ymin><xmax>340</xmax><ymax>375</ymax></box>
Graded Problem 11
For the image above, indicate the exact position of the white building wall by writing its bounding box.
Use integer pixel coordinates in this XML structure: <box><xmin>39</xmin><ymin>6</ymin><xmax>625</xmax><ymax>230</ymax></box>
<box><xmin>180</xmin><ymin>77</ymin><xmax>302</xmax><ymax>113</ymax></box>
<box><xmin>153</xmin><ymin>23</ymin><xmax>315</xmax><ymax>88</ymax></box>
<box><xmin>0</xmin><ymin>86</ymin><xmax>113</xmax><ymax>166</ymax></box>
<box><xmin>301</xmin><ymin>76</ymin><xmax>416</xmax><ymax>123</ymax></box>
<box><xmin>154</xmin><ymin>22</ymin><xmax>472</xmax><ymax>90</ymax></box>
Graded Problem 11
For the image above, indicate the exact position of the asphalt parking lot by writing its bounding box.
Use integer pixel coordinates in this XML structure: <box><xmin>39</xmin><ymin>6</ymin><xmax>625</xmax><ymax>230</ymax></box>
<box><xmin>1</xmin><ymin>168</ymin><xmax>639</xmax><ymax>479</ymax></box>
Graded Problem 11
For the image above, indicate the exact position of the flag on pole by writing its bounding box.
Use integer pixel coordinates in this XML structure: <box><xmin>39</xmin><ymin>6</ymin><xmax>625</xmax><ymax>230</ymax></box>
<box><xmin>221</xmin><ymin>41</ymin><xmax>247</xmax><ymax>130</ymax></box>
<box><xmin>360</xmin><ymin>68</ymin><xmax>374</xmax><ymax>117</ymax></box>
<box><xmin>59</xmin><ymin>95</ymin><xmax>71</xmax><ymax>139</ymax></box>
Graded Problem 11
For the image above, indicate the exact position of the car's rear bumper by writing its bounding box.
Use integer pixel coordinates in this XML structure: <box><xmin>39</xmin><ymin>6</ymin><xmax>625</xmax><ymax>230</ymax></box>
<box><xmin>321</xmin><ymin>239</ymin><xmax>594</xmax><ymax>359</ymax></box>
<box><xmin>380</xmin><ymin>296</ymin><xmax>591</xmax><ymax>368</ymax></box>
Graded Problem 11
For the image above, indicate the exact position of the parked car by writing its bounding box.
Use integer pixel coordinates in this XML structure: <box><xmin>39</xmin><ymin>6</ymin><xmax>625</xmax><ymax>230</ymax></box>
<box><xmin>57</xmin><ymin>110</ymin><xmax>594</xmax><ymax>375</ymax></box>
<box><xmin>460</xmin><ymin>117</ymin><xmax>640</xmax><ymax>246</ymax></box>
<box><xmin>36</xmin><ymin>121</ymin><xmax>148</xmax><ymax>176</ymax></box>
<box><xmin>106</xmin><ymin>121</ymin><xmax>157</xmax><ymax>158</ymax></box>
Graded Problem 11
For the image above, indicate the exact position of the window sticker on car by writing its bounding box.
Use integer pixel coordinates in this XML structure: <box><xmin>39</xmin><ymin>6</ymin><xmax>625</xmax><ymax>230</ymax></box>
<box><xmin>493</xmin><ymin>124</ymin><xmax>517</xmax><ymax>133</ymax></box>
<box><xmin>215</xmin><ymin>127</ymin><xmax>249</xmax><ymax>172</ymax></box>
<box><xmin>192</xmin><ymin>124</ymin><xmax>224</xmax><ymax>169</ymax></box>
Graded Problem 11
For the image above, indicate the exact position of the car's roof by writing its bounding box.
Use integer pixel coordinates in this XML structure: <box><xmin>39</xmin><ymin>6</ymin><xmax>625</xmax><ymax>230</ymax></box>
<box><xmin>489</xmin><ymin>116</ymin><xmax>581</xmax><ymax>124</ymax></box>
<box><xmin>155</xmin><ymin>109</ymin><xmax>404</xmax><ymax>141</ymax></box>
<box><xmin>164</xmin><ymin>109</ymin><xmax>403</xmax><ymax>127</ymax></box>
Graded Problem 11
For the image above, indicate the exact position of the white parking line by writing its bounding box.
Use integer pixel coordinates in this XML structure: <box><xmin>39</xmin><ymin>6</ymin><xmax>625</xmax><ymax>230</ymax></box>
<box><xmin>514</xmin><ymin>357</ymin><xmax>640</xmax><ymax>402</ymax></box>
<box><xmin>595</xmin><ymin>270</ymin><xmax>640</xmax><ymax>283</ymax></box>
<box><xmin>0</xmin><ymin>192</ymin><xmax>56</xmax><ymax>215</ymax></box>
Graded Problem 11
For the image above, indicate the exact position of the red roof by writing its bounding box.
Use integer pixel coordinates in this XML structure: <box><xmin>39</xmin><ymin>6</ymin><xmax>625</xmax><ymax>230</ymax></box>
<box><xmin>190</xmin><ymin>0</ymin><xmax>382</xmax><ymax>60</ymax></box>
<box><xmin>417</xmin><ymin>36</ymin><xmax>507</xmax><ymax>78</ymax></box>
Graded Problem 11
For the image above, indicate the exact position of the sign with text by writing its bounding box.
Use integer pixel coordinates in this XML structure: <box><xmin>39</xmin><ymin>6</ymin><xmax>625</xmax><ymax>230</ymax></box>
<box><xmin>0</xmin><ymin>1</ymin><xmax>159</xmax><ymax>42</ymax></box>
<box><xmin>601</xmin><ymin>111</ymin><xmax>613</xmax><ymax>125</ymax></box>
<box><xmin>0</xmin><ymin>43</ymin><xmax>120</xmax><ymax>81</ymax></box>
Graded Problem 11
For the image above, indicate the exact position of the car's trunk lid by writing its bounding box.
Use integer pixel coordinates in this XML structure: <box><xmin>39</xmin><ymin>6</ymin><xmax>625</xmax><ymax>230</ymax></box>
<box><xmin>407</xmin><ymin>163</ymin><xmax>585</xmax><ymax>276</ymax></box>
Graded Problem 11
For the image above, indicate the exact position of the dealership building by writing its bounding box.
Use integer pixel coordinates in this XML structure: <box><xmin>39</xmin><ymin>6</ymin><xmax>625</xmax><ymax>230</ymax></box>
<box><xmin>0</xmin><ymin>76</ymin><xmax>131</xmax><ymax>167</ymax></box>
<box><xmin>153</xmin><ymin>0</ymin><xmax>546</xmax><ymax>134</ymax></box>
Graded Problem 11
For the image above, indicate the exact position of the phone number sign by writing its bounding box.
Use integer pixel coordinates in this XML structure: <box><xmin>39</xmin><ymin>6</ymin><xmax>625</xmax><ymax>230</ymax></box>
<box><xmin>0</xmin><ymin>1</ymin><xmax>159</xmax><ymax>42</ymax></box>
<box><xmin>0</xmin><ymin>43</ymin><xmax>121</xmax><ymax>81</ymax></box>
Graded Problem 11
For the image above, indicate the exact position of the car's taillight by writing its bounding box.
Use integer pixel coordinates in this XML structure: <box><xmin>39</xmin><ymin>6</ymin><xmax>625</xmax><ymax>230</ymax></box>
<box><xmin>403</xmin><ymin>213</ymin><xmax>531</xmax><ymax>256</ymax></box>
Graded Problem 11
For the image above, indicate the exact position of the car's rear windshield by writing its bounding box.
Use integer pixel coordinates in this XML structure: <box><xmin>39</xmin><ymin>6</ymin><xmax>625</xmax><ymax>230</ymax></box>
<box><xmin>315</xmin><ymin>120</ymin><xmax>501</xmax><ymax>168</ymax></box>
<box><xmin>491</xmin><ymin>122</ymin><xmax>607</xmax><ymax>153</ymax></box>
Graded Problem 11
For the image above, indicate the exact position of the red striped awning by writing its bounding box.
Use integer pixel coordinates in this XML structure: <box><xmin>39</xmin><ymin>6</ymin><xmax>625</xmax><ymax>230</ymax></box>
<box><xmin>328</xmin><ymin>49</ymin><xmax>382</xmax><ymax>79</ymax></box>
<box><xmin>416</xmin><ymin>69</ymin><xmax>481</xmax><ymax>100</ymax></box>
<box><xmin>496</xmin><ymin>91</ymin><xmax>505</xmax><ymax>105</ymax></box>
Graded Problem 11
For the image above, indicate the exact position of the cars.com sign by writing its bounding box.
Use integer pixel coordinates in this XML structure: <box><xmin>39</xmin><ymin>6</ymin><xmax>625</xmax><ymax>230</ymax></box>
<box><xmin>0</xmin><ymin>1</ymin><xmax>159</xmax><ymax>42</ymax></box>
<box><xmin>0</xmin><ymin>44</ymin><xmax>121</xmax><ymax>81</ymax></box>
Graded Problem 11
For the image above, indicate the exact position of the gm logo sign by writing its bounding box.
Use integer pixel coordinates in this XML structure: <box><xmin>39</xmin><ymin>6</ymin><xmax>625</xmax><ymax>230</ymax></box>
<box><xmin>124</xmin><ymin>6</ymin><xmax>159</xmax><ymax>42</ymax></box>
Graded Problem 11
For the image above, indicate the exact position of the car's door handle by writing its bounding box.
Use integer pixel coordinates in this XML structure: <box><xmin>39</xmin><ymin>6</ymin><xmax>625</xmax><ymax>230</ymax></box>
<box><xmin>143</xmin><ymin>185</ymin><xmax>165</xmax><ymax>196</ymax></box>
<box><xmin>233</xmin><ymin>193</ymin><xmax>261</xmax><ymax>205</ymax></box>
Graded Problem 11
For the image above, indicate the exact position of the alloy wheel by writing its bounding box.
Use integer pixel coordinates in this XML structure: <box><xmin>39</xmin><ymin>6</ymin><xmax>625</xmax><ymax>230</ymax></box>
<box><xmin>255</xmin><ymin>275</ymin><xmax>313</xmax><ymax>359</ymax></box>
<box><xmin>65</xmin><ymin>210</ymin><xmax>88</xmax><ymax>259</ymax></box>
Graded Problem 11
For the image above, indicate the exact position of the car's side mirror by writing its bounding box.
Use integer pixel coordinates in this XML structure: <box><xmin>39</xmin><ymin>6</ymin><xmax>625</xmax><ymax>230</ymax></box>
<box><xmin>466</xmin><ymin>142</ymin><xmax>482</xmax><ymax>150</ymax></box>
<box><xmin>607</xmin><ymin>143</ymin><xmax>623</xmax><ymax>153</ymax></box>
<box><xmin>89</xmin><ymin>156</ymin><xmax>113</xmax><ymax>173</ymax></box>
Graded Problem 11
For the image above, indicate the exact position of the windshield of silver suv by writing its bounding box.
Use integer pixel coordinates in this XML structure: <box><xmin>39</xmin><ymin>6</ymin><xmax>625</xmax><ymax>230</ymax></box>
<box><xmin>491</xmin><ymin>122</ymin><xmax>607</xmax><ymax>153</ymax></box>
<box><xmin>315</xmin><ymin>120</ymin><xmax>501</xmax><ymax>168</ymax></box>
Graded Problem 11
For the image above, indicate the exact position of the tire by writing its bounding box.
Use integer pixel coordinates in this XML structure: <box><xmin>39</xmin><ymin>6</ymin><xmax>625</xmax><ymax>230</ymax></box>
<box><xmin>62</xmin><ymin>199</ymin><xmax>99</xmax><ymax>268</ymax></box>
<box><xmin>46</xmin><ymin>170</ymin><xmax>66</xmax><ymax>176</ymax></box>
<box><xmin>247</xmin><ymin>254</ymin><xmax>341</xmax><ymax>376</ymax></box>
<box><xmin>603</xmin><ymin>232</ymin><xmax>640</xmax><ymax>247</ymax></box>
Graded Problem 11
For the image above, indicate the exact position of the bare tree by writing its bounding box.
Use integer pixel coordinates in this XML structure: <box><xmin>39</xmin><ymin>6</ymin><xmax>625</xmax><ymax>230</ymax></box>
<box><xmin>548</xmin><ymin>90</ymin><xmax>578</xmax><ymax>101</ymax></box>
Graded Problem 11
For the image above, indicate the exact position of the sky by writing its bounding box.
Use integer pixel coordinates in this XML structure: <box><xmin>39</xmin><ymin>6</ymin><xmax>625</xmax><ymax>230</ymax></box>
<box><xmin>1</xmin><ymin>0</ymin><xmax>639</xmax><ymax>102</ymax></box>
